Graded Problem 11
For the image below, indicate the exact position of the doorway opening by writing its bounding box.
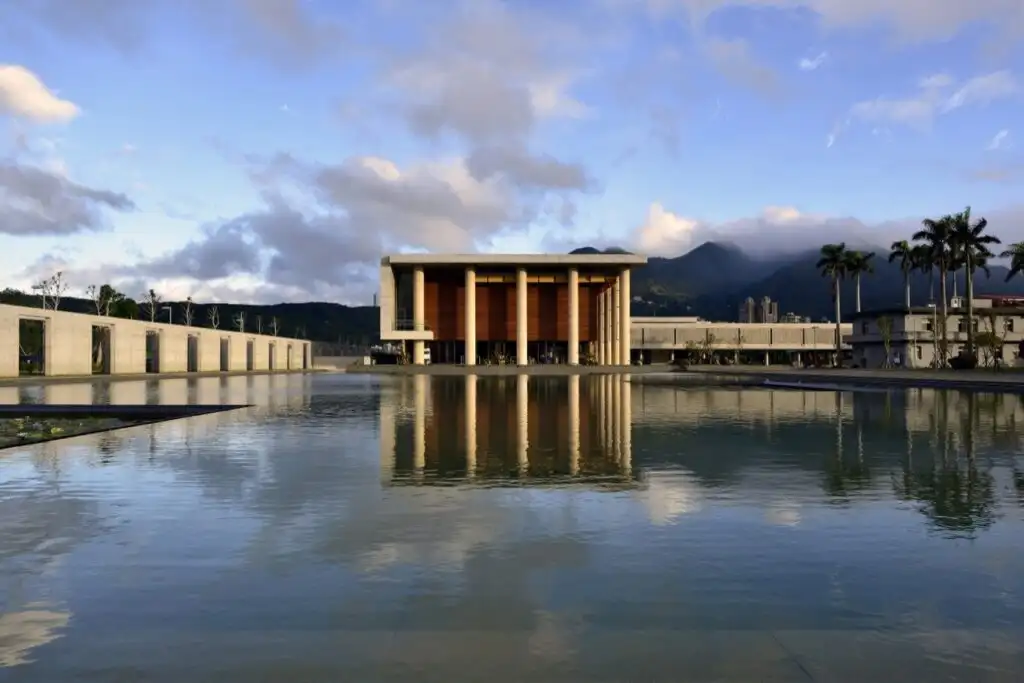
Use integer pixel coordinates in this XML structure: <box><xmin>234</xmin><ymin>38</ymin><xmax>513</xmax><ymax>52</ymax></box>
<box><xmin>186</xmin><ymin>335</ymin><xmax>199</xmax><ymax>372</ymax></box>
<box><xmin>18</xmin><ymin>319</ymin><xmax>46</xmax><ymax>376</ymax></box>
<box><xmin>246</xmin><ymin>340</ymin><xmax>254</xmax><ymax>371</ymax></box>
<box><xmin>219</xmin><ymin>338</ymin><xmax>230</xmax><ymax>371</ymax></box>
<box><xmin>268</xmin><ymin>343</ymin><xmax>276</xmax><ymax>370</ymax></box>
<box><xmin>145</xmin><ymin>331</ymin><xmax>161</xmax><ymax>373</ymax></box>
<box><xmin>303</xmin><ymin>344</ymin><xmax>309</xmax><ymax>369</ymax></box>
<box><xmin>92</xmin><ymin>325</ymin><xmax>111</xmax><ymax>374</ymax></box>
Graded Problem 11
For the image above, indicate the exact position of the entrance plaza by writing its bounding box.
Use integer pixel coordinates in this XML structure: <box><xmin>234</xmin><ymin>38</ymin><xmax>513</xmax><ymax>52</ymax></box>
<box><xmin>379</xmin><ymin>253</ymin><xmax>647</xmax><ymax>366</ymax></box>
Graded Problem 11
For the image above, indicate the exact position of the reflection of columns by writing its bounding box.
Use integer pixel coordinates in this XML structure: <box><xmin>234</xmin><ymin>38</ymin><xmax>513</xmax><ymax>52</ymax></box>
<box><xmin>413</xmin><ymin>266</ymin><xmax>425</xmax><ymax>365</ymax></box>
<box><xmin>464</xmin><ymin>267</ymin><xmax>476</xmax><ymax>365</ymax></box>
<box><xmin>568</xmin><ymin>268</ymin><xmax>580</xmax><ymax>365</ymax></box>
<box><xmin>413</xmin><ymin>375</ymin><xmax>426</xmax><ymax>472</ymax></box>
<box><xmin>465</xmin><ymin>375</ymin><xmax>477</xmax><ymax>478</ymax></box>
<box><xmin>597</xmin><ymin>289</ymin><xmax>606</xmax><ymax>365</ymax></box>
<box><xmin>517</xmin><ymin>374</ymin><xmax>529</xmax><ymax>472</ymax></box>
<box><xmin>568</xmin><ymin>375</ymin><xmax>580</xmax><ymax>475</ymax></box>
<box><xmin>602</xmin><ymin>375</ymin><xmax>612</xmax><ymax>453</ymax></box>
<box><xmin>621</xmin><ymin>376</ymin><xmax>632</xmax><ymax>475</ymax></box>
<box><xmin>380</xmin><ymin>395</ymin><xmax>396</xmax><ymax>483</ymax></box>
<box><xmin>611</xmin><ymin>374</ymin><xmax>621</xmax><ymax>462</ymax></box>
<box><xmin>619</xmin><ymin>268</ymin><xmax>631</xmax><ymax>366</ymax></box>
<box><xmin>516</xmin><ymin>268</ymin><xmax>528</xmax><ymax>366</ymax></box>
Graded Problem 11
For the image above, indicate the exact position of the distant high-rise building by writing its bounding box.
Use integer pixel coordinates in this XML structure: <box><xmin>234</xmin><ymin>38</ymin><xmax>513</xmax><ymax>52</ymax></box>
<box><xmin>738</xmin><ymin>297</ymin><xmax>756</xmax><ymax>323</ymax></box>
<box><xmin>739</xmin><ymin>296</ymin><xmax>780</xmax><ymax>323</ymax></box>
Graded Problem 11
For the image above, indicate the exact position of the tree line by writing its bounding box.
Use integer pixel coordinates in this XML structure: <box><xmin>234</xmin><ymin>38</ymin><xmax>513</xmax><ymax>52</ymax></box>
<box><xmin>1</xmin><ymin>275</ymin><xmax>306</xmax><ymax>338</ymax></box>
<box><xmin>817</xmin><ymin>206</ymin><xmax>1024</xmax><ymax>367</ymax></box>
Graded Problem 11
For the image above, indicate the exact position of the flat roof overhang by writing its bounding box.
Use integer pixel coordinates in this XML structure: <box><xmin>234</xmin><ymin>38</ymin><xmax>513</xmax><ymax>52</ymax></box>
<box><xmin>382</xmin><ymin>253</ymin><xmax>648</xmax><ymax>267</ymax></box>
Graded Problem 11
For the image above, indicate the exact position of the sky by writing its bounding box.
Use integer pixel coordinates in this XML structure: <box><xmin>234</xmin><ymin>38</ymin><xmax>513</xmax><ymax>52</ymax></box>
<box><xmin>1</xmin><ymin>0</ymin><xmax>1022</xmax><ymax>306</ymax></box>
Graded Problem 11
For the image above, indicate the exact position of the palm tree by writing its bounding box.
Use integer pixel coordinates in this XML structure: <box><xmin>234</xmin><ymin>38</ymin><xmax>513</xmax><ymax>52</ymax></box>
<box><xmin>844</xmin><ymin>250</ymin><xmax>875</xmax><ymax>313</ymax></box>
<box><xmin>914</xmin><ymin>215</ymin><xmax>954</xmax><ymax>365</ymax></box>
<box><xmin>817</xmin><ymin>243</ymin><xmax>848</xmax><ymax>364</ymax></box>
<box><xmin>889</xmin><ymin>240</ymin><xmax>915</xmax><ymax>308</ymax></box>
<box><xmin>948</xmin><ymin>206</ymin><xmax>1000</xmax><ymax>358</ymax></box>
<box><xmin>1001</xmin><ymin>242</ymin><xmax>1024</xmax><ymax>281</ymax></box>
<box><xmin>912</xmin><ymin>243</ymin><xmax>939</xmax><ymax>364</ymax></box>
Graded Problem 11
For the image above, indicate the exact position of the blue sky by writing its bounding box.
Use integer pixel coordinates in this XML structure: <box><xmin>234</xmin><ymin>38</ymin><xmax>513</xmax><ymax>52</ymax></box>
<box><xmin>1</xmin><ymin>0</ymin><xmax>1022</xmax><ymax>304</ymax></box>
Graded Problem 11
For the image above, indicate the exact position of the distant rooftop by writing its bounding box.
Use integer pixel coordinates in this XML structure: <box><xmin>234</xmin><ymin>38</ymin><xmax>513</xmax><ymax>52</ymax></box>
<box><xmin>382</xmin><ymin>253</ymin><xmax>647</xmax><ymax>266</ymax></box>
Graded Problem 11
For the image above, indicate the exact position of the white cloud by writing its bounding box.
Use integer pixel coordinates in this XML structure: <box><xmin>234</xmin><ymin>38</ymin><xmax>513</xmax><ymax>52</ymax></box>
<box><xmin>629</xmin><ymin>202</ymin><xmax>926</xmax><ymax>256</ymax></box>
<box><xmin>632</xmin><ymin>202</ymin><xmax>701</xmax><ymax>255</ymax></box>
<box><xmin>833</xmin><ymin>71</ymin><xmax>1020</xmax><ymax>142</ymax></box>
<box><xmin>798</xmin><ymin>51</ymin><xmax>828</xmax><ymax>71</ymax></box>
<box><xmin>0</xmin><ymin>65</ymin><xmax>79</xmax><ymax>123</ymax></box>
<box><xmin>637</xmin><ymin>0</ymin><xmax>1024</xmax><ymax>44</ymax></box>
<box><xmin>987</xmin><ymin>129</ymin><xmax>1010</xmax><ymax>150</ymax></box>
<box><xmin>940</xmin><ymin>70</ymin><xmax>1019</xmax><ymax>113</ymax></box>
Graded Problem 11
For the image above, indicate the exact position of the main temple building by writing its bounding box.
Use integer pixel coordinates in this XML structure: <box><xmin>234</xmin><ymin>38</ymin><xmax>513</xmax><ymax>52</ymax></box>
<box><xmin>378</xmin><ymin>253</ymin><xmax>646</xmax><ymax>366</ymax></box>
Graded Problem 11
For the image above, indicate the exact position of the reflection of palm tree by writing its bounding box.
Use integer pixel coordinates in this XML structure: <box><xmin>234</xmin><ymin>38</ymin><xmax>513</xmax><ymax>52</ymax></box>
<box><xmin>893</xmin><ymin>396</ymin><xmax>997</xmax><ymax>538</ymax></box>
<box><xmin>823</xmin><ymin>393</ymin><xmax>872</xmax><ymax>500</ymax></box>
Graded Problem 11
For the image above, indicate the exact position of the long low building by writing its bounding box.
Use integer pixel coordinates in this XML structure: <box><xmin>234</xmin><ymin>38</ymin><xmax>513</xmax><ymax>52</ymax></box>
<box><xmin>1</xmin><ymin>304</ymin><xmax>312</xmax><ymax>378</ymax></box>
<box><xmin>378</xmin><ymin>252</ymin><xmax>850</xmax><ymax>366</ymax></box>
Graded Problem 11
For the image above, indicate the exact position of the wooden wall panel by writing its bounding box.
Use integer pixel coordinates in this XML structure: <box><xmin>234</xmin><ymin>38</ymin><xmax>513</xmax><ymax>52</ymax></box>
<box><xmin>423</xmin><ymin>280</ymin><xmax>440</xmax><ymax>334</ymax></box>
<box><xmin>480</xmin><ymin>284</ymin><xmax>509</xmax><ymax>341</ymax></box>
<box><xmin>475</xmin><ymin>283</ymin><xmax>490</xmax><ymax>341</ymax></box>
<box><xmin>579</xmin><ymin>285</ymin><xmax>593</xmax><ymax>342</ymax></box>
<box><xmin>554</xmin><ymin>285</ymin><xmax>569</xmax><ymax>341</ymax></box>
<box><xmin>526</xmin><ymin>284</ymin><xmax>541</xmax><ymax>340</ymax></box>
<box><xmin>537</xmin><ymin>285</ymin><xmax>560</xmax><ymax>341</ymax></box>
<box><xmin>504</xmin><ymin>286</ymin><xmax>517</xmax><ymax>340</ymax></box>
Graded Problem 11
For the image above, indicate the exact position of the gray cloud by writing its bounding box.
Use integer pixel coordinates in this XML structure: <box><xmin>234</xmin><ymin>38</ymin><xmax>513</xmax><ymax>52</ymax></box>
<box><xmin>1</xmin><ymin>0</ymin><xmax>347</xmax><ymax>67</ymax></box>
<box><xmin>0</xmin><ymin>161</ymin><xmax>135</xmax><ymax>236</ymax></box>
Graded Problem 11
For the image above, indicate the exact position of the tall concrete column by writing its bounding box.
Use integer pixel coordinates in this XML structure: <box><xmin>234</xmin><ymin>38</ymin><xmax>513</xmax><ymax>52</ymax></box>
<box><xmin>413</xmin><ymin>375</ymin><xmax>426</xmax><ymax>473</ymax></box>
<box><xmin>464</xmin><ymin>267</ymin><xmax>476</xmax><ymax>365</ymax></box>
<box><xmin>465</xmin><ymin>375</ymin><xmax>477</xmax><ymax>478</ymax></box>
<box><xmin>413</xmin><ymin>266</ymin><xmax>425</xmax><ymax>365</ymax></box>
<box><xmin>568</xmin><ymin>267</ymin><xmax>580</xmax><ymax>365</ymax></box>
<box><xmin>603</xmin><ymin>284</ymin><xmax>614</xmax><ymax>365</ymax></box>
<box><xmin>568</xmin><ymin>374</ymin><xmax>580</xmax><ymax>475</ymax></box>
<box><xmin>597</xmin><ymin>289</ymin><xmax>606</xmax><ymax>365</ymax></box>
<box><xmin>611</xmin><ymin>276</ymin><xmax>621</xmax><ymax>365</ymax></box>
<box><xmin>516</xmin><ymin>267</ymin><xmax>529</xmax><ymax>366</ymax></box>
<box><xmin>619</xmin><ymin>268</ymin><xmax>631</xmax><ymax>366</ymax></box>
<box><xmin>517</xmin><ymin>373</ymin><xmax>529</xmax><ymax>472</ymax></box>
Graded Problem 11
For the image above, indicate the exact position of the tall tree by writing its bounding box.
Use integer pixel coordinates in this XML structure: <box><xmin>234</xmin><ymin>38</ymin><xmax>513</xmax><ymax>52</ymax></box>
<box><xmin>913</xmin><ymin>215</ymin><xmax>954</xmax><ymax>365</ymax></box>
<box><xmin>816</xmin><ymin>242</ymin><xmax>848</xmax><ymax>364</ymax></box>
<box><xmin>1001</xmin><ymin>242</ymin><xmax>1024</xmax><ymax>281</ymax></box>
<box><xmin>889</xmin><ymin>240</ymin><xmax>915</xmax><ymax>308</ymax></box>
<box><xmin>949</xmin><ymin>206</ymin><xmax>1000</xmax><ymax>358</ymax></box>
<box><xmin>844</xmin><ymin>250</ymin><xmax>875</xmax><ymax>313</ymax></box>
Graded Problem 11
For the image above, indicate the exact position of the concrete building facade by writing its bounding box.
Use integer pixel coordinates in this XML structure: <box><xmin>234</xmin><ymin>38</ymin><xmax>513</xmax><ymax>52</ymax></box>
<box><xmin>1</xmin><ymin>304</ymin><xmax>312</xmax><ymax>379</ymax></box>
<box><xmin>848</xmin><ymin>298</ymin><xmax>1024</xmax><ymax>368</ymax></box>
<box><xmin>632</xmin><ymin>317</ymin><xmax>853</xmax><ymax>364</ymax></box>
<box><xmin>379</xmin><ymin>253</ymin><xmax>647</xmax><ymax>366</ymax></box>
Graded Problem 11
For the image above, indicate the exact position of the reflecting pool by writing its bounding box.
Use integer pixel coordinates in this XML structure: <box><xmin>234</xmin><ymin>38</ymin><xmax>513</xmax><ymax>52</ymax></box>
<box><xmin>2</xmin><ymin>374</ymin><xmax>1023</xmax><ymax>681</ymax></box>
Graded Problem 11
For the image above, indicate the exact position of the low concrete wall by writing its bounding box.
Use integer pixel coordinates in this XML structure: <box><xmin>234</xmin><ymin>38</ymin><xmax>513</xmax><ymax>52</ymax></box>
<box><xmin>313</xmin><ymin>356</ymin><xmax>364</xmax><ymax>370</ymax></box>
<box><xmin>1</xmin><ymin>304</ymin><xmax>312</xmax><ymax>378</ymax></box>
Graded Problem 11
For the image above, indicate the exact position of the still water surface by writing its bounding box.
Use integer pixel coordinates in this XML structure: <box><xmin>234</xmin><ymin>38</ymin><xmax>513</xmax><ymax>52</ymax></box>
<box><xmin>2</xmin><ymin>374</ymin><xmax>1024</xmax><ymax>681</ymax></box>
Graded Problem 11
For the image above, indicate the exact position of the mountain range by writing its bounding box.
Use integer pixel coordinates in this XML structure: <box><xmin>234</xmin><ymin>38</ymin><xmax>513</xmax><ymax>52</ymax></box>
<box><xmin>5</xmin><ymin>241</ymin><xmax>1023</xmax><ymax>343</ymax></box>
<box><xmin>629</xmin><ymin>241</ymin><xmax>1024</xmax><ymax>320</ymax></box>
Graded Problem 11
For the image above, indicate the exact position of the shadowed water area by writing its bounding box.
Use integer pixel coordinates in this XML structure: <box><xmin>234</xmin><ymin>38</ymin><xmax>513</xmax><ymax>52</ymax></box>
<box><xmin>2</xmin><ymin>374</ymin><xmax>1024</xmax><ymax>681</ymax></box>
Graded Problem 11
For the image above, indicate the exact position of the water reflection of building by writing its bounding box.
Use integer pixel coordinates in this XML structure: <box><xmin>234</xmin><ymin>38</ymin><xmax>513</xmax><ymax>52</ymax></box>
<box><xmin>380</xmin><ymin>374</ymin><xmax>636</xmax><ymax>487</ymax></box>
